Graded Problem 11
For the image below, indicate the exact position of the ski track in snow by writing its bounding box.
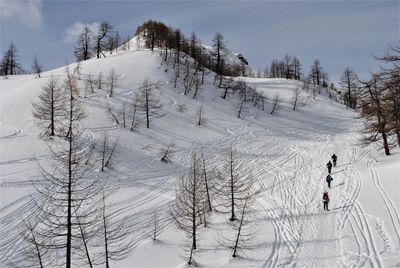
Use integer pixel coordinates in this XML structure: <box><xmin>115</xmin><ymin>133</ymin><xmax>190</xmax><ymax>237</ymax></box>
<box><xmin>367</xmin><ymin>160</ymin><xmax>400</xmax><ymax>249</ymax></box>
<box><xmin>1</xmin><ymin>116</ymin><xmax>397</xmax><ymax>267</ymax></box>
<box><xmin>255</xmin><ymin>131</ymin><xmax>398</xmax><ymax>268</ymax></box>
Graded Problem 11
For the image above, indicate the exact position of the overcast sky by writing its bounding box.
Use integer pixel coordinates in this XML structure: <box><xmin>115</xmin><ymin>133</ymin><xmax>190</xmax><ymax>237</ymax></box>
<box><xmin>1</xmin><ymin>0</ymin><xmax>398</xmax><ymax>82</ymax></box>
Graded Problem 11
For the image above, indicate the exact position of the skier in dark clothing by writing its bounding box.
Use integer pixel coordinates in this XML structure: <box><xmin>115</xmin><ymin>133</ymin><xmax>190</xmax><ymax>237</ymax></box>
<box><xmin>322</xmin><ymin>191</ymin><xmax>330</xmax><ymax>211</ymax></box>
<box><xmin>326</xmin><ymin>161</ymin><xmax>333</xmax><ymax>174</ymax></box>
<box><xmin>332</xmin><ymin>154</ymin><xmax>337</xmax><ymax>167</ymax></box>
<box><xmin>326</xmin><ymin>175</ymin><xmax>333</xmax><ymax>188</ymax></box>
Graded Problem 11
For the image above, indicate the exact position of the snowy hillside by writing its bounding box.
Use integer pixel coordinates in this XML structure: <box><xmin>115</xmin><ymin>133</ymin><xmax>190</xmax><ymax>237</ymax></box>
<box><xmin>1</xmin><ymin>46</ymin><xmax>399</xmax><ymax>268</ymax></box>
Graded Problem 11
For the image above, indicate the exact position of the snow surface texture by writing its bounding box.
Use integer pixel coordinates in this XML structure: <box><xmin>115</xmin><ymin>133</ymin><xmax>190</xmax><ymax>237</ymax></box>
<box><xmin>1</xmin><ymin>46</ymin><xmax>399</xmax><ymax>268</ymax></box>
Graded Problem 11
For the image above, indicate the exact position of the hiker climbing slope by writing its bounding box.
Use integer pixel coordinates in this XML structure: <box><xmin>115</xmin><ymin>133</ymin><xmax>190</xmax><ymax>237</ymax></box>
<box><xmin>326</xmin><ymin>160</ymin><xmax>333</xmax><ymax>174</ymax></box>
<box><xmin>331</xmin><ymin>154</ymin><xmax>337</xmax><ymax>167</ymax></box>
<box><xmin>326</xmin><ymin>174</ymin><xmax>333</xmax><ymax>188</ymax></box>
<box><xmin>322</xmin><ymin>191</ymin><xmax>330</xmax><ymax>211</ymax></box>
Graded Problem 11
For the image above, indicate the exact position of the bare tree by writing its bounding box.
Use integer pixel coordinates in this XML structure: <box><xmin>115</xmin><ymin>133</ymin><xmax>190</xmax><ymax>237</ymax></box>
<box><xmin>254</xmin><ymin>92</ymin><xmax>266</xmax><ymax>111</ymax></box>
<box><xmin>96</xmin><ymin>22</ymin><xmax>114</xmax><ymax>58</ymax></box>
<box><xmin>176</xmin><ymin>103</ymin><xmax>187</xmax><ymax>113</ymax></box>
<box><xmin>173</xmin><ymin>64</ymin><xmax>179</xmax><ymax>88</ymax></box>
<box><xmin>200</xmin><ymin>149</ymin><xmax>212</xmax><ymax>212</ymax></box>
<box><xmin>359</xmin><ymin>76</ymin><xmax>391</xmax><ymax>155</ymax></box>
<box><xmin>106</xmin><ymin>68</ymin><xmax>120</xmax><ymax>97</ymax></box>
<box><xmin>219</xmin><ymin>192</ymin><xmax>259</xmax><ymax>258</ymax></box>
<box><xmin>302</xmin><ymin>76</ymin><xmax>311</xmax><ymax>93</ymax></box>
<box><xmin>100</xmin><ymin>133</ymin><xmax>119</xmax><ymax>171</ymax></box>
<box><xmin>122</xmin><ymin>102</ymin><xmax>126</xmax><ymax>128</ymax></box>
<box><xmin>283</xmin><ymin>54</ymin><xmax>293</xmax><ymax>79</ymax></box>
<box><xmin>170</xmin><ymin>152</ymin><xmax>205</xmax><ymax>265</ymax></box>
<box><xmin>75</xmin><ymin>26</ymin><xmax>94</xmax><ymax>61</ymax></box>
<box><xmin>235</xmin><ymin>98</ymin><xmax>247</xmax><ymax>119</ymax></box>
<box><xmin>98</xmin><ymin>71</ymin><xmax>103</xmax><ymax>89</ymax></box>
<box><xmin>183</xmin><ymin>71</ymin><xmax>195</xmax><ymax>95</ymax></box>
<box><xmin>293</xmin><ymin>56</ymin><xmax>302</xmax><ymax>80</ymax></box>
<box><xmin>30</xmin><ymin>70</ymin><xmax>104</xmax><ymax>268</ymax></box>
<box><xmin>217</xmin><ymin>145</ymin><xmax>254</xmax><ymax>222</ymax></box>
<box><xmin>221</xmin><ymin>77</ymin><xmax>234</xmax><ymax>99</ymax></box>
<box><xmin>196</xmin><ymin>105</ymin><xmax>205</xmax><ymax>126</ymax></box>
<box><xmin>32</xmin><ymin>56</ymin><xmax>43</xmax><ymax>78</ymax></box>
<box><xmin>85</xmin><ymin>74</ymin><xmax>96</xmax><ymax>95</ymax></box>
<box><xmin>32</xmin><ymin>76</ymin><xmax>66</xmax><ymax>136</ymax></box>
<box><xmin>376</xmin><ymin>47</ymin><xmax>400</xmax><ymax>147</ymax></box>
<box><xmin>97</xmin><ymin>193</ymin><xmax>135</xmax><ymax>268</ymax></box>
<box><xmin>270</xmin><ymin>94</ymin><xmax>280</xmax><ymax>115</ymax></box>
<box><xmin>0</xmin><ymin>41</ymin><xmax>22</xmax><ymax>76</ymax></box>
<box><xmin>105</xmin><ymin>101</ymin><xmax>120</xmax><ymax>125</ymax></box>
<box><xmin>310</xmin><ymin>59</ymin><xmax>322</xmax><ymax>86</ymax></box>
<box><xmin>160</xmin><ymin>142</ymin><xmax>175</xmax><ymax>163</ymax></box>
<box><xmin>322</xmin><ymin>71</ymin><xmax>329</xmax><ymax>88</ymax></box>
<box><xmin>339</xmin><ymin>67</ymin><xmax>358</xmax><ymax>108</ymax></box>
<box><xmin>211</xmin><ymin>32</ymin><xmax>226</xmax><ymax>78</ymax></box>
<box><xmin>292</xmin><ymin>87</ymin><xmax>300</xmax><ymax>111</ymax></box>
<box><xmin>386</xmin><ymin>82</ymin><xmax>400</xmax><ymax>147</ymax></box>
<box><xmin>137</xmin><ymin>79</ymin><xmax>161</xmax><ymax>129</ymax></box>
<box><xmin>192</xmin><ymin>78</ymin><xmax>201</xmax><ymax>99</ymax></box>
<box><xmin>151</xmin><ymin>211</ymin><xmax>164</xmax><ymax>240</ymax></box>
<box><xmin>130</xmin><ymin>97</ymin><xmax>140</xmax><ymax>132</ymax></box>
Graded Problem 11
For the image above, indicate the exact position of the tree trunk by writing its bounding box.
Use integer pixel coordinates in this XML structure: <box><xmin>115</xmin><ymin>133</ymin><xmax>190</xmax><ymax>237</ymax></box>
<box><xmin>192</xmin><ymin>162</ymin><xmax>197</xmax><ymax>250</ymax></box>
<box><xmin>396</xmin><ymin>129</ymin><xmax>400</xmax><ymax>148</ymax></box>
<box><xmin>103</xmin><ymin>204</ymin><xmax>110</xmax><ymax>268</ymax></box>
<box><xmin>222</xmin><ymin>87</ymin><xmax>228</xmax><ymax>99</ymax></box>
<box><xmin>76</xmin><ymin>211</ymin><xmax>93</xmax><ymax>268</ymax></box>
<box><xmin>50</xmin><ymin>87</ymin><xmax>55</xmax><ymax>136</ymax></box>
<box><xmin>66</xmin><ymin>87</ymin><xmax>74</xmax><ymax>268</ymax></box>
<box><xmin>382</xmin><ymin>127</ymin><xmax>390</xmax><ymax>156</ymax></box>
<box><xmin>146</xmin><ymin>98</ymin><xmax>150</xmax><ymax>129</ymax></box>
<box><xmin>201</xmin><ymin>152</ymin><xmax>212</xmax><ymax>212</ymax></box>
<box><xmin>97</xmin><ymin>38</ymin><xmax>100</xmax><ymax>59</ymax></box>
<box><xmin>232</xmin><ymin>199</ymin><xmax>247</xmax><ymax>258</ymax></box>
<box><xmin>347</xmin><ymin>75</ymin><xmax>352</xmax><ymax>108</ymax></box>
<box><xmin>229</xmin><ymin>151</ymin><xmax>235</xmax><ymax>221</ymax></box>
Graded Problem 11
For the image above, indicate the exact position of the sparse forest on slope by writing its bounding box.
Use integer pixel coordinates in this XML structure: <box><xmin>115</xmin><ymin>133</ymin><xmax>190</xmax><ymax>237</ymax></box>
<box><xmin>0</xmin><ymin>20</ymin><xmax>399</xmax><ymax>268</ymax></box>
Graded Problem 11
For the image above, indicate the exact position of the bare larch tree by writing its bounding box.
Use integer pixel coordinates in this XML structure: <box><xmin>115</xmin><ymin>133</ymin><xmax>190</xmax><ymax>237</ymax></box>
<box><xmin>106</xmin><ymin>68</ymin><xmax>120</xmax><ymax>97</ymax></box>
<box><xmin>32</xmin><ymin>76</ymin><xmax>66</xmax><ymax>136</ymax></box>
<box><xmin>32</xmin><ymin>56</ymin><xmax>43</xmax><ymax>78</ymax></box>
<box><xmin>339</xmin><ymin>67</ymin><xmax>358</xmax><ymax>108</ymax></box>
<box><xmin>137</xmin><ymin>79</ymin><xmax>161</xmax><ymax>129</ymax></box>
<box><xmin>170</xmin><ymin>152</ymin><xmax>205</xmax><ymax>265</ymax></box>
<box><xmin>96</xmin><ymin>22</ymin><xmax>114</xmax><ymax>58</ymax></box>
<box><xmin>31</xmin><ymin>70</ymin><xmax>104</xmax><ymax>268</ymax></box>
<box><xmin>75</xmin><ymin>26</ymin><xmax>94</xmax><ymax>61</ymax></box>
<box><xmin>359</xmin><ymin>76</ymin><xmax>391</xmax><ymax>155</ymax></box>
<box><xmin>217</xmin><ymin>145</ymin><xmax>254</xmax><ymax>221</ymax></box>
<box><xmin>1</xmin><ymin>42</ymin><xmax>22</xmax><ymax>76</ymax></box>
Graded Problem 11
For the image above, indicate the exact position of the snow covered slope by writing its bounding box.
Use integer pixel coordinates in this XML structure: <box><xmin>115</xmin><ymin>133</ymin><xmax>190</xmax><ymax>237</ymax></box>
<box><xmin>1</xmin><ymin>47</ymin><xmax>399</xmax><ymax>268</ymax></box>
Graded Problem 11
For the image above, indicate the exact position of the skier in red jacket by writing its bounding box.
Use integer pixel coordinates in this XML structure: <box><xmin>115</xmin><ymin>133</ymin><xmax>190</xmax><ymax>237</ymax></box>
<box><xmin>322</xmin><ymin>191</ymin><xmax>330</xmax><ymax>211</ymax></box>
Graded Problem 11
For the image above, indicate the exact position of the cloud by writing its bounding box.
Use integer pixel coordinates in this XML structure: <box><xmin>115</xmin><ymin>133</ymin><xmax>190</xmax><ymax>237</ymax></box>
<box><xmin>1</xmin><ymin>0</ymin><xmax>43</xmax><ymax>28</ymax></box>
<box><xmin>64</xmin><ymin>21</ymin><xmax>99</xmax><ymax>43</ymax></box>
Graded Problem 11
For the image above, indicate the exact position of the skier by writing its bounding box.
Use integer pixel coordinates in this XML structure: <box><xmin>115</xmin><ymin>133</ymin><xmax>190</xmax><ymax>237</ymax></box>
<box><xmin>326</xmin><ymin>174</ymin><xmax>333</xmax><ymax>188</ymax></box>
<box><xmin>326</xmin><ymin>160</ymin><xmax>333</xmax><ymax>174</ymax></box>
<box><xmin>332</xmin><ymin>154</ymin><xmax>337</xmax><ymax>167</ymax></box>
<box><xmin>322</xmin><ymin>191</ymin><xmax>330</xmax><ymax>211</ymax></box>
